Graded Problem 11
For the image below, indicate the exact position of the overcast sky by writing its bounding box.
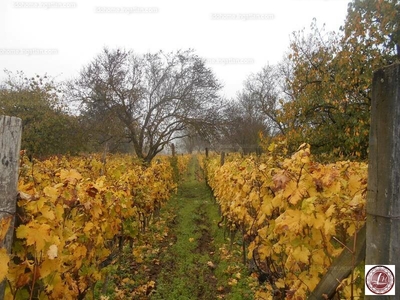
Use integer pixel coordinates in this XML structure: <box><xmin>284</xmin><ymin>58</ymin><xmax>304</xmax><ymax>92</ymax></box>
<box><xmin>1</xmin><ymin>0</ymin><xmax>350</xmax><ymax>99</ymax></box>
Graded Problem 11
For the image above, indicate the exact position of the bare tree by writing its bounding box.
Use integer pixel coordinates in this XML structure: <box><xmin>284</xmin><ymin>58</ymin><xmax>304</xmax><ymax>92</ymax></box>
<box><xmin>219</xmin><ymin>92</ymin><xmax>269</xmax><ymax>154</ymax></box>
<box><xmin>68</xmin><ymin>48</ymin><xmax>222</xmax><ymax>163</ymax></box>
<box><xmin>243</xmin><ymin>65</ymin><xmax>286</xmax><ymax>135</ymax></box>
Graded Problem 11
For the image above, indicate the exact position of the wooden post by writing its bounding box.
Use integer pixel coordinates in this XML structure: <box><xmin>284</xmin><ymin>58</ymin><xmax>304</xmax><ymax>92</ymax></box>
<box><xmin>366</xmin><ymin>63</ymin><xmax>400</xmax><ymax>298</ymax></box>
<box><xmin>171</xmin><ymin>143</ymin><xmax>175</xmax><ymax>157</ymax></box>
<box><xmin>220</xmin><ymin>151</ymin><xmax>225</xmax><ymax>166</ymax></box>
<box><xmin>0</xmin><ymin>116</ymin><xmax>22</xmax><ymax>298</ymax></box>
<box><xmin>205</xmin><ymin>147</ymin><xmax>209</xmax><ymax>158</ymax></box>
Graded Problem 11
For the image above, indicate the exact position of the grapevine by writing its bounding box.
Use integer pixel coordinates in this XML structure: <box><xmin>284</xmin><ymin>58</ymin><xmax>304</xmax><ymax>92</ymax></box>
<box><xmin>204</xmin><ymin>143</ymin><xmax>367</xmax><ymax>299</ymax></box>
<box><xmin>4</xmin><ymin>153</ymin><xmax>176</xmax><ymax>299</ymax></box>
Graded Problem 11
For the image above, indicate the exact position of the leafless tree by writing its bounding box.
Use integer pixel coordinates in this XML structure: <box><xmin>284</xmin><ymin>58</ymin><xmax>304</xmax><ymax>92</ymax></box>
<box><xmin>68</xmin><ymin>48</ymin><xmax>222</xmax><ymax>163</ymax></box>
<box><xmin>243</xmin><ymin>65</ymin><xmax>286</xmax><ymax>136</ymax></box>
<box><xmin>219</xmin><ymin>93</ymin><xmax>269</xmax><ymax>154</ymax></box>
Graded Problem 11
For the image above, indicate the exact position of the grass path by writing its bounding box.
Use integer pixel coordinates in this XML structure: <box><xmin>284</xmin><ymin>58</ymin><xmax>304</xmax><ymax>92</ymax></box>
<box><xmin>151</xmin><ymin>156</ymin><xmax>253</xmax><ymax>300</ymax></box>
<box><xmin>151</xmin><ymin>156</ymin><xmax>220</xmax><ymax>299</ymax></box>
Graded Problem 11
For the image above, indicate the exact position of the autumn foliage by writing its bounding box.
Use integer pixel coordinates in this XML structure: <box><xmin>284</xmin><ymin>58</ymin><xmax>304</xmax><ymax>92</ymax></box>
<box><xmin>204</xmin><ymin>142</ymin><xmax>367</xmax><ymax>299</ymax></box>
<box><xmin>0</xmin><ymin>153</ymin><xmax>183</xmax><ymax>299</ymax></box>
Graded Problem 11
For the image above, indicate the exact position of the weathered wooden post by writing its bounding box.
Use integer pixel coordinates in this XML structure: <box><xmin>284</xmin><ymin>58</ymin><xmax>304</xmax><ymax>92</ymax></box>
<box><xmin>220</xmin><ymin>151</ymin><xmax>225</xmax><ymax>166</ymax></box>
<box><xmin>366</xmin><ymin>63</ymin><xmax>400</xmax><ymax>298</ymax></box>
<box><xmin>0</xmin><ymin>116</ymin><xmax>22</xmax><ymax>298</ymax></box>
<box><xmin>171</xmin><ymin>143</ymin><xmax>176</xmax><ymax>157</ymax></box>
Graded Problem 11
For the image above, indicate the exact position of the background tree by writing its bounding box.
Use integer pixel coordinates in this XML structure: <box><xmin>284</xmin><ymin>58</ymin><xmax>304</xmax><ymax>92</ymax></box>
<box><xmin>242</xmin><ymin>65</ymin><xmax>286</xmax><ymax>137</ymax></box>
<box><xmin>220</xmin><ymin>92</ymin><xmax>269</xmax><ymax>154</ymax></box>
<box><xmin>69</xmin><ymin>48</ymin><xmax>222</xmax><ymax>163</ymax></box>
<box><xmin>79</xmin><ymin>99</ymin><xmax>131</xmax><ymax>153</ymax></box>
<box><xmin>281</xmin><ymin>23</ymin><xmax>349</xmax><ymax>157</ymax></box>
<box><xmin>343</xmin><ymin>0</ymin><xmax>399</xmax><ymax>61</ymax></box>
<box><xmin>0</xmin><ymin>71</ymin><xmax>85</xmax><ymax>158</ymax></box>
<box><xmin>179</xmin><ymin>128</ymin><xmax>211</xmax><ymax>154</ymax></box>
<box><xmin>277</xmin><ymin>0</ymin><xmax>399</xmax><ymax>160</ymax></box>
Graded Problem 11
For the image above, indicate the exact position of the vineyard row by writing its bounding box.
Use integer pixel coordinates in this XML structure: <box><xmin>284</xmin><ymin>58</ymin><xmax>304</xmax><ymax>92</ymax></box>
<box><xmin>0</xmin><ymin>153</ymin><xmax>189</xmax><ymax>300</ymax></box>
<box><xmin>202</xmin><ymin>144</ymin><xmax>367</xmax><ymax>299</ymax></box>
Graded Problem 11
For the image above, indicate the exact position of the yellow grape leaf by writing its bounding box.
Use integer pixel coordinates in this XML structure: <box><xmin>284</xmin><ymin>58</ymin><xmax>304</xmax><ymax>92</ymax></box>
<box><xmin>249</xmin><ymin>191</ymin><xmax>260</xmax><ymax>208</ymax></box>
<box><xmin>25</xmin><ymin>197</ymin><xmax>46</xmax><ymax>214</ymax></box>
<box><xmin>325</xmin><ymin>204</ymin><xmax>336</xmax><ymax>218</ymax></box>
<box><xmin>259</xmin><ymin>163</ymin><xmax>268</xmax><ymax>171</ymax></box>
<box><xmin>73</xmin><ymin>245</ymin><xmax>87</xmax><ymax>259</ymax></box>
<box><xmin>59</xmin><ymin>169</ymin><xmax>82</xmax><ymax>183</ymax></box>
<box><xmin>261</xmin><ymin>200</ymin><xmax>272</xmax><ymax>216</ymax></box>
<box><xmin>326</xmin><ymin>181</ymin><xmax>341</xmax><ymax>194</ymax></box>
<box><xmin>41</xmin><ymin>206</ymin><xmax>55</xmax><ymax>220</ymax></box>
<box><xmin>47</xmin><ymin>244</ymin><xmax>58</xmax><ymax>260</ymax></box>
<box><xmin>96</xmin><ymin>234</ymin><xmax>104</xmax><ymax>246</ymax></box>
<box><xmin>348</xmin><ymin>194</ymin><xmax>364</xmax><ymax>208</ymax></box>
<box><xmin>292</xmin><ymin>246</ymin><xmax>310</xmax><ymax>264</ymax></box>
<box><xmin>256</xmin><ymin>291</ymin><xmax>272</xmax><ymax>300</ymax></box>
<box><xmin>0</xmin><ymin>216</ymin><xmax>12</xmax><ymax>242</ymax></box>
<box><xmin>289</xmin><ymin>185</ymin><xmax>307</xmax><ymax>205</ymax></box>
<box><xmin>0</xmin><ymin>248</ymin><xmax>10</xmax><ymax>282</ymax></box>
<box><xmin>324</xmin><ymin>218</ymin><xmax>336</xmax><ymax>235</ymax></box>
<box><xmin>43</xmin><ymin>186</ymin><xmax>58</xmax><ymax>202</ymax></box>
<box><xmin>268</xmin><ymin>142</ymin><xmax>276</xmax><ymax>152</ymax></box>
<box><xmin>35</xmin><ymin>224</ymin><xmax>52</xmax><ymax>251</ymax></box>
<box><xmin>83</xmin><ymin>222</ymin><xmax>94</xmax><ymax>233</ymax></box>
<box><xmin>272</xmin><ymin>195</ymin><xmax>282</xmax><ymax>208</ymax></box>
<box><xmin>301</xmin><ymin>197</ymin><xmax>316</xmax><ymax>214</ymax></box>
<box><xmin>347</xmin><ymin>175</ymin><xmax>361</xmax><ymax>195</ymax></box>
<box><xmin>40</xmin><ymin>258</ymin><xmax>56</xmax><ymax>278</ymax></box>
<box><xmin>347</xmin><ymin>223</ymin><xmax>356</xmax><ymax>236</ymax></box>
<box><xmin>275</xmin><ymin>278</ymin><xmax>285</xmax><ymax>289</ymax></box>
<box><xmin>312</xmin><ymin>213</ymin><xmax>325</xmax><ymax>229</ymax></box>
<box><xmin>306</xmin><ymin>273</ymin><xmax>320</xmax><ymax>291</ymax></box>
<box><xmin>301</xmin><ymin>153</ymin><xmax>310</xmax><ymax>164</ymax></box>
<box><xmin>55</xmin><ymin>204</ymin><xmax>64</xmax><ymax>220</ymax></box>
<box><xmin>16</xmin><ymin>225</ymin><xmax>29</xmax><ymax>240</ymax></box>
<box><xmin>275</xmin><ymin>210</ymin><xmax>302</xmax><ymax>233</ymax></box>
<box><xmin>242</xmin><ymin>183</ymin><xmax>251</xmax><ymax>194</ymax></box>
<box><xmin>257</xmin><ymin>213</ymin><xmax>266</xmax><ymax>226</ymax></box>
<box><xmin>17</xmin><ymin>223</ymin><xmax>51</xmax><ymax>251</ymax></box>
<box><xmin>311</xmin><ymin>249</ymin><xmax>326</xmax><ymax>266</ymax></box>
<box><xmin>48</xmin><ymin>273</ymin><xmax>64</xmax><ymax>298</ymax></box>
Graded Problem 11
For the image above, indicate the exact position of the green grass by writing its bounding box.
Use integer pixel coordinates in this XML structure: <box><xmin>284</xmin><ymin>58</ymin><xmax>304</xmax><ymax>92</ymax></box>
<box><xmin>152</xmin><ymin>156</ymin><xmax>255</xmax><ymax>300</ymax></box>
<box><xmin>151</xmin><ymin>157</ymin><xmax>216</xmax><ymax>299</ymax></box>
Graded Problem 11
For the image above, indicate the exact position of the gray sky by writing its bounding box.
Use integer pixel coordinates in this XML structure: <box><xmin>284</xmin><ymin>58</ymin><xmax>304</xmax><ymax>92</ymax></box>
<box><xmin>1</xmin><ymin>0</ymin><xmax>349</xmax><ymax>99</ymax></box>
